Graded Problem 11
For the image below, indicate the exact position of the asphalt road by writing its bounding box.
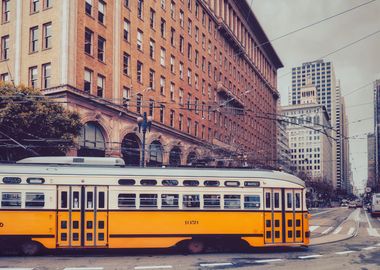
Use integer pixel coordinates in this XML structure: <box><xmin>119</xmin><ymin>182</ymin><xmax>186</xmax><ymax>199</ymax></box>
<box><xmin>1</xmin><ymin>207</ymin><xmax>380</xmax><ymax>270</ymax></box>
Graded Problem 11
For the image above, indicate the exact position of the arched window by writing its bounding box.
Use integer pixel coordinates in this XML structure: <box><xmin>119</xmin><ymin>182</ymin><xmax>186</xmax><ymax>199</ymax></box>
<box><xmin>169</xmin><ymin>146</ymin><xmax>182</xmax><ymax>167</ymax></box>
<box><xmin>148</xmin><ymin>140</ymin><xmax>163</xmax><ymax>167</ymax></box>
<box><xmin>186</xmin><ymin>151</ymin><xmax>197</xmax><ymax>165</ymax></box>
<box><xmin>122</xmin><ymin>133</ymin><xmax>141</xmax><ymax>166</ymax></box>
<box><xmin>78</xmin><ymin>122</ymin><xmax>106</xmax><ymax>157</ymax></box>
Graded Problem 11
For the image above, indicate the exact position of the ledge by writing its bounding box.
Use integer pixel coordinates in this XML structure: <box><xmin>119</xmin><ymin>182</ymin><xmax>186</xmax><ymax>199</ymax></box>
<box><xmin>216</xmin><ymin>81</ymin><xmax>245</xmax><ymax>109</ymax></box>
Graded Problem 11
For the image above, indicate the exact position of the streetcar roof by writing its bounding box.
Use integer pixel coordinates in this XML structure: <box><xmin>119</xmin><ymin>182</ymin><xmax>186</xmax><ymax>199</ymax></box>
<box><xmin>0</xmin><ymin>163</ymin><xmax>305</xmax><ymax>187</ymax></box>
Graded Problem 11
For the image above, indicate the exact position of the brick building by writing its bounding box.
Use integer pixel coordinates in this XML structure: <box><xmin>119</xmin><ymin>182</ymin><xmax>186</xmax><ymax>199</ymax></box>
<box><xmin>0</xmin><ymin>0</ymin><xmax>282</xmax><ymax>166</ymax></box>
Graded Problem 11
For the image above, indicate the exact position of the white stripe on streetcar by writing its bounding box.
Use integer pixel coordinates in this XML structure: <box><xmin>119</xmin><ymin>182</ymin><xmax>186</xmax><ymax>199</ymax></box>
<box><xmin>254</xmin><ymin>259</ymin><xmax>283</xmax><ymax>263</ymax></box>
<box><xmin>333</xmin><ymin>226</ymin><xmax>343</xmax><ymax>234</ymax></box>
<box><xmin>199</xmin><ymin>263</ymin><xmax>233</xmax><ymax>267</ymax></box>
<box><xmin>321</xmin><ymin>227</ymin><xmax>334</xmax><ymax>234</ymax></box>
<box><xmin>347</xmin><ymin>227</ymin><xmax>355</xmax><ymax>236</ymax></box>
<box><xmin>335</xmin><ymin>251</ymin><xmax>356</xmax><ymax>255</ymax></box>
<box><xmin>362</xmin><ymin>246</ymin><xmax>378</xmax><ymax>250</ymax></box>
<box><xmin>134</xmin><ymin>266</ymin><xmax>173</xmax><ymax>270</ymax></box>
<box><xmin>298</xmin><ymin>254</ymin><xmax>323</xmax><ymax>259</ymax></box>
<box><xmin>309</xmin><ymin>226</ymin><xmax>320</xmax><ymax>232</ymax></box>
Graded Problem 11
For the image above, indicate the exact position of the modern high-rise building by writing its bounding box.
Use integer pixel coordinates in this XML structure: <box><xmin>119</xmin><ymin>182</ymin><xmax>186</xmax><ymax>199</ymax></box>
<box><xmin>340</xmin><ymin>96</ymin><xmax>350</xmax><ymax>192</ymax></box>
<box><xmin>0</xmin><ymin>0</ymin><xmax>283</xmax><ymax>166</ymax></box>
<box><xmin>289</xmin><ymin>60</ymin><xmax>339</xmax><ymax>188</ymax></box>
<box><xmin>367</xmin><ymin>133</ymin><xmax>376</xmax><ymax>190</ymax></box>
<box><xmin>374</xmin><ymin>79</ymin><xmax>380</xmax><ymax>191</ymax></box>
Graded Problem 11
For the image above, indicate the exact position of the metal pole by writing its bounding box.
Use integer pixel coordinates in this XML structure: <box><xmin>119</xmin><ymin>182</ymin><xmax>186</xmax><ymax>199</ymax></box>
<box><xmin>141</xmin><ymin>129</ymin><xmax>146</xmax><ymax>167</ymax></box>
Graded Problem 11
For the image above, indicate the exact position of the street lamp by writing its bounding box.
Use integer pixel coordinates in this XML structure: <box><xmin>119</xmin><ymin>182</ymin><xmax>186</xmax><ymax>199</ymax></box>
<box><xmin>137</xmin><ymin>112</ymin><xmax>152</xmax><ymax>167</ymax></box>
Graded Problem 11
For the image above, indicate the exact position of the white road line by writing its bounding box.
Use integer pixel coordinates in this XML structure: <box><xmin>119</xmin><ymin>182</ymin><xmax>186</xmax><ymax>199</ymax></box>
<box><xmin>309</xmin><ymin>225</ymin><xmax>320</xmax><ymax>232</ymax></box>
<box><xmin>64</xmin><ymin>268</ymin><xmax>104</xmax><ymax>270</ymax></box>
<box><xmin>367</xmin><ymin>228</ymin><xmax>380</xmax><ymax>237</ymax></box>
<box><xmin>311</xmin><ymin>209</ymin><xmax>336</xmax><ymax>217</ymax></box>
<box><xmin>376</xmin><ymin>243</ymin><xmax>380</xmax><ymax>246</ymax></box>
<box><xmin>365</xmin><ymin>211</ymin><xmax>374</xmax><ymax>229</ymax></box>
<box><xmin>347</xmin><ymin>227</ymin><xmax>355</xmax><ymax>236</ymax></box>
<box><xmin>298</xmin><ymin>254</ymin><xmax>323</xmax><ymax>259</ymax></box>
<box><xmin>362</xmin><ymin>246</ymin><xmax>378</xmax><ymax>250</ymax></box>
<box><xmin>0</xmin><ymin>269</ymin><xmax>34</xmax><ymax>270</ymax></box>
<box><xmin>254</xmin><ymin>259</ymin><xmax>283</xmax><ymax>263</ymax></box>
<box><xmin>335</xmin><ymin>251</ymin><xmax>356</xmax><ymax>255</ymax></box>
<box><xmin>134</xmin><ymin>266</ymin><xmax>173</xmax><ymax>270</ymax></box>
<box><xmin>333</xmin><ymin>226</ymin><xmax>343</xmax><ymax>234</ymax></box>
<box><xmin>321</xmin><ymin>226</ymin><xmax>334</xmax><ymax>234</ymax></box>
<box><xmin>199</xmin><ymin>263</ymin><xmax>233</xmax><ymax>267</ymax></box>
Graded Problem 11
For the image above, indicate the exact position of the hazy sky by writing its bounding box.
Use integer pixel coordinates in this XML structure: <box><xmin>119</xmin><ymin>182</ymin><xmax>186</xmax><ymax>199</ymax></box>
<box><xmin>250</xmin><ymin>0</ymin><xmax>380</xmax><ymax>192</ymax></box>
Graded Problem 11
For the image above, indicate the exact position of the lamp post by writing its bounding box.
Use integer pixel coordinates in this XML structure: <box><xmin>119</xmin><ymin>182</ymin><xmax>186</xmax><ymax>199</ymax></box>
<box><xmin>137</xmin><ymin>112</ymin><xmax>152</xmax><ymax>167</ymax></box>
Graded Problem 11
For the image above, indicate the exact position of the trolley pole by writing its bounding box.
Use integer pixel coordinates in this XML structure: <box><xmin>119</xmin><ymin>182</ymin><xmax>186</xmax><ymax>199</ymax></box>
<box><xmin>137</xmin><ymin>112</ymin><xmax>152</xmax><ymax>167</ymax></box>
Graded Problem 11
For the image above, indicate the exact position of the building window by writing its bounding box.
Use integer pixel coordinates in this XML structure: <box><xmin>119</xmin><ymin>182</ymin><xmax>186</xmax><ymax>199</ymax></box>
<box><xmin>160</xmin><ymin>18</ymin><xmax>166</xmax><ymax>38</ymax></box>
<box><xmin>84</xmin><ymin>28</ymin><xmax>93</xmax><ymax>55</ymax></box>
<box><xmin>123</xmin><ymin>19</ymin><xmax>130</xmax><ymax>41</ymax></box>
<box><xmin>136</xmin><ymin>94</ymin><xmax>142</xmax><ymax>114</ymax></box>
<box><xmin>179</xmin><ymin>35</ymin><xmax>184</xmax><ymax>53</ymax></box>
<box><xmin>137</xmin><ymin>0</ymin><xmax>143</xmax><ymax>19</ymax></box>
<box><xmin>170</xmin><ymin>110</ymin><xmax>175</xmax><ymax>127</ymax></box>
<box><xmin>170</xmin><ymin>82</ymin><xmax>175</xmax><ymax>101</ymax></box>
<box><xmin>149</xmin><ymin>39</ymin><xmax>155</xmax><ymax>59</ymax></box>
<box><xmin>195</xmin><ymin>2</ymin><xmax>199</xmax><ymax>18</ymax></box>
<box><xmin>195</xmin><ymin>50</ymin><xmax>199</xmax><ymax>65</ymax></box>
<box><xmin>85</xmin><ymin>0</ymin><xmax>92</xmax><ymax>16</ymax></box>
<box><xmin>160</xmin><ymin>76</ymin><xmax>165</xmax><ymax>95</ymax></box>
<box><xmin>170</xmin><ymin>55</ymin><xmax>175</xmax><ymax>73</ymax></box>
<box><xmin>31</xmin><ymin>0</ymin><xmax>39</xmax><ymax>13</ymax></box>
<box><xmin>149</xmin><ymin>69</ymin><xmax>155</xmax><ymax>89</ymax></box>
<box><xmin>84</xmin><ymin>69</ymin><xmax>92</xmax><ymax>92</ymax></box>
<box><xmin>149</xmin><ymin>8</ymin><xmax>156</xmax><ymax>28</ymax></box>
<box><xmin>179</xmin><ymin>114</ymin><xmax>183</xmax><ymax>130</ymax></box>
<box><xmin>42</xmin><ymin>22</ymin><xmax>52</xmax><ymax>49</ymax></box>
<box><xmin>160</xmin><ymin>47</ymin><xmax>166</xmax><ymax>66</ymax></box>
<box><xmin>194</xmin><ymin>98</ymin><xmax>199</xmax><ymax>114</ymax></box>
<box><xmin>179</xmin><ymin>10</ymin><xmax>184</xmax><ymax>28</ymax></box>
<box><xmin>30</xmin><ymin>26</ymin><xmax>39</xmax><ymax>53</ymax></box>
<box><xmin>170</xmin><ymin>28</ymin><xmax>175</xmax><ymax>46</ymax></box>
<box><xmin>29</xmin><ymin>66</ymin><xmax>38</xmax><ymax>88</ymax></box>
<box><xmin>137</xmin><ymin>29</ymin><xmax>143</xmax><ymax>50</ymax></box>
<box><xmin>43</xmin><ymin>0</ymin><xmax>52</xmax><ymax>9</ymax></box>
<box><xmin>124</xmin><ymin>0</ymin><xmax>129</xmax><ymax>8</ymax></box>
<box><xmin>187</xmin><ymin>0</ymin><xmax>192</xmax><ymax>11</ymax></box>
<box><xmin>148</xmin><ymin>99</ymin><xmax>154</xmax><ymax>117</ymax></box>
<box><xmin>0</xmin><ymin>72</ymin><xmax>9</xmax><ymax>82</ymax></box>
<box><xmin>159</xmin><ymin>105</ymin><xmax>165</xmax><ymax>123</ymax></box>
<box><xmin>187</xmin><ymin>68</ymin><xmax>192</xmax><ymax>85</ymax></box>
<box><xmin>96</xmin><ymin>74</ymin><xmax>106</xmax><ymax>97</ymax></box>
<box><xmin>187</xmin><ymin>118</ymin><xmax>191</xmax><ymax>134</ymax></box>
<box><xmin>123</xmin><ymin>52</ymin><xmax>130</xmax><ymax>75</ymax></box>
<box><xmin>179</xmin><ymin>88</ymin><xmax>183</xmax><ymax>105</ymax></box>
<box><xmin>42</xmin><ymin>63</ymin><xmax>51</xmax><ymax>88</ymax></box>
<box><xmin>188</xmin><ymin>19</ymin><xmax>192</xmax><ymax>35</ymax></box>
<box><xmin>195</xmin><ymin>26</ymin><xmax>199</xmax><ymax>42</ymax></box>
<box><xmin>123</xmin><ymin>87</ymin><xmax>131</xmax><ymax>108</ymax></box>
<box><xmin>2</xmin><ymin>0</ymin><xmax>10</xmax><ymax>23</ymax></box>
<box><xmin>136</xmin><ymin>61</ymin><xmax>143</xmax><ymax>83</ymax></box>
<box><xmin>97</xmin><ymin>36</ymin><xmax>105</xmax><ymax>62</ymax></box>
<box><xmin>179</xmin><ymin>62</ymin><xmax>183</xmax><ymax>79</ymax></box>
<box><xmin>98</xmin><ymin>0</ymin><xmax>105</xmax><ymax>24</ymax></box>
<box><xmin>194</xmin><ymin>121</ymin><xmax>198</xmax><ymax>137</ymax></box>
<box><xmin>170</xmin><ymin>1</ymin><xmax>175</xmax><ymax>19</ymax></box>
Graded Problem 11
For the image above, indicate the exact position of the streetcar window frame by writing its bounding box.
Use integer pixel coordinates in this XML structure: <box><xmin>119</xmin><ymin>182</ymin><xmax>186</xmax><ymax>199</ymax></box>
<box><xmin>183</xmin><ymin>180</ymin><xmax>199</xmax><ymax>186</ymax></box>
<box><xmin>161</xmin><ymin>194</ymin><xmax>179</xmax><ymax>208</ymax></box>
<box><xmin>2</xmin><ymin>177</ymin><xmax>22</xmax><ymax>184</ymax></box>
<box><xmin>140</xmin><ymin>179</ymin><xmax>158</xmax><ymax>186</ymax></box>
<box><xmin>244</xmin><ymin>181</ymin><xmax>260</xmax><ymax>187</ymax></box>
<box><xmin>224</xmin><ymin>181</ymin><xmax>240</xmax><ymax>187</ymax></box>
<box><xmin>25</xmin><ymin>192</ymin><xmax>45</xmax><ymax>207</ymax></box>
<box><xmin>118</xmin><ymin>193</ymin><xmax>136</xmax><ymax>208</ymax></box>
<box><xmin>295</xmin><ymin>193</ymin><xmax>301</xmax><ymax>209</ymax></box>
<box><xmin>26</xmin><ymin>177</ymin><xmax>45</xmax><ymax>184</ymax></box>
<box><xmin>203</xmin><ymin>194</ymin><xmax>221</xmax><ymax>208</ymax></box>
<box><xmin>204</xmin><ymin>180</ymin><xmax>220</xmax><ymax>187</ymax></box>
<box><xmin>162</xmin><ymin>179</ymin><xmax>179</xmax><ymax>186</ymax></box>
<box><xmin>1</xmin><ymin>192</ymin><xmax>22</xmax><ymax>208</ymax></box>
<box><xmin>118</xmin><ymin>179</ymin><xmax>136</xmax><ymax>185</ymax></box>
<box><xmin>183</xmin><ymin>194</ymin><xmax>200</xmax><ymax>208</ymax></box>
<box><xmin>224</xmin><ymin>194</ymin><xmax>241</xmax><ymax>209</ymax></box>
<box><xmin>140</xmin><ymin>193</ymin><xmax>158</xmax><ymax>208</ymax></box>
<box><xmin>244</xmin><ymin>195</ymin><xmax>261</xmax><ymax>209</ymax></box>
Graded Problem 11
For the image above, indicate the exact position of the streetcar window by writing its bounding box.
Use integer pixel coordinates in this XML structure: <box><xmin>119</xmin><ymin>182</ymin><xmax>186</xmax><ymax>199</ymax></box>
<box><xmin>204</xmin><ymin>180</ymin><xmax>220</xmax><ymax>187</ymax></box>
<box><xmin>141</xmin><ymin>179</ymin><xmax>157</xmax><ymax>186</ymax></box>
<box><xmin>183</xmin><ymin>180</ymin><xmax>199</xmax><ymax>186</ymax></box>
<box><xmin>26</xmin><ymin>178</ymin><xmax>45</xmax><ymax>184</ymax></box>
<box><xmin>183</xmin><ymin>195</ymin><xmax>200</xmax><ymax>208</ymax></box>
<box><xmin>2</xmin><ymin>177</ymin><xmax>22</xmax><ymax>184</ymax></box>
<box><xmin>162</xmin><ymin>180</ymin><xmax>179</xmax><ymax>186</ymax></box>
<box><xmin>118</xmin><ymin>194</ymin><xmax>136</xmax><ymax>208</ymax></box>
<box><xmin>295</xmin><ymin>193</ymin><xmax>301</xmax><ymax>209</ymax></box>
<box><xmin>25</xmin><ymin>192</ymin><xmax>45</xmax><ymax>207</ymax></box>
<box><xmin>244</xmin><ymin>195</ymin><xmax>260</xmax><ymax>209</ymax></box>
<box><xmin>140</xmin><ymin>194</ymin><xmax>158</xmax><ymax>208</ymax></box>
<box><xmin>161</xmin><ymin>194</ymin><xmax>179</xmax><ymax>208</ymax></box>
<box><xmin>224</xmin><ymin>181</ymin><xmax>240</xmax><ymax>187</ymax></box>
<box><xmin>61</xmin><ymin>191</ymin><xmax>68</xmax><ymax>208</ymax></box>
<box><xmin>203</xmin><ymin>194</ymin><xmax>220</xmax><ymax>208</ymax></box>
<box><xmin>265</xmin><ymin>192</ymin><xmax>271</xmax><ymax>208</ymax></box>
<box><xmin>1</xmin><ymin>192</ymin><xmax>21</xmax><ymax>207</ymax></box>
<box><xmin>287</xmin><ymin>193</ymin><xmax>293</xmax><ymax>209</ymax></box>
<box><xmin>72</xmin><ymin>191</ymin><xmax>80</xmax><ymax>209</ymax></box>
<box><xmin>274</xmin><ymin>193</ymin><xmax>280</xmax><ymax>208</ymax></box>
<box><xmin>244</xmin><ymin>181</ymin><xmax>260</xmax><ymax>187</ymax></box>
<box><xmin>118</xmin><ymin>179</ymin><xmax>136</xmax><ymax>185</ymax></box>
<box><xmin>87</xmin><ymin>192</ymin><xmax>94</xmax><ymax>208</ymax></box>
<box><xmin>224</xmin><ymin>195</ymin><xmax>241</xmax><ymax>209</ymax></box>
<box><xmin>98</xmin><ymin>192</ymin><xmax>105</xmax><ymax>208</ymax></box>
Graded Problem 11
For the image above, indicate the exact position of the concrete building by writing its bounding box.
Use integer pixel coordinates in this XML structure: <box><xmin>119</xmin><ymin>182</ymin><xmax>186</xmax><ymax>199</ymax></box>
<box><xmin>282</xmin><ymin>79</ymin><xmax>333</xmax><ymax>182</ymax></box>
<box><xmin>289</xmin><ymin>60</ymin><xmax>339</xmax><ymax>189</ymax></box>
<box><xmin>0</xmin><ymin>0</ymin><xmax>283</xmax><ymax>166</ymax></box>
<box><xmin>367</xmin><ymin>133</ymin><xmax>376</xmax><ymax>190</ymax></box>
<box><xmin>374</xmin><ymin>80</ymin><xmax>380</xmax><ymax>191</ymax></box>
<box><xmin>340</xmin><ymin>94</ymin><xmax>350</xmax><ymax>192</ymax></box>
<box><xmin>276</xmin><ymin>106</ymin><xmax>293</xmax><ymax>173</ymax></box>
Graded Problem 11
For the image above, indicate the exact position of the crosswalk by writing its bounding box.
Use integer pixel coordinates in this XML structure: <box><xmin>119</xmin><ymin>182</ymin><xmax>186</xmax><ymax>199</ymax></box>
<box><xmin>310</xmin><ymin>225</ymin><xmax>357</xmax><ymax>236</ymax></box>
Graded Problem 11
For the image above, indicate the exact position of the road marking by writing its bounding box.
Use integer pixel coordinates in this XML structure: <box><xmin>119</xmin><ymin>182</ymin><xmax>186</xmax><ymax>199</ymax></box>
<box><xmin>376</xmin><ymin>243</ymin><xmax>380</xmax><ymax>246</ymax></box>
<box><xmin>254</xmin><ymin>259</ymin><xmax>283</xmax><ymax>263</ymax></box>
<box><xmin>321</xmin><ymin>226</ymin><xmax>334</xmax><ymax>234</ymax></box>
<box><xmin>365</xmin><ymin>211</ymin><xmax>375</xmax><ymax>230</ymax></box>
<box><xmin>335</xmin><ymin>251</ymin><xmax>356</xmax><ymax>255</ymax></box>
<box><xmin>347</xmin><ymin>227</ymin><xmax>355</xmax><ymax>235</ymax></box>
<box><xmin>298</xmin><ymin>254</ymin><xmax>323</xmax><ymax>259</ymax></box>
<box><xmin>309</xmin><ymin>225</ymin><xmax>320</xmax><ymax>232</ymax></box>
<box><xmin>367</xmin><ymin>228</ymin><xmax>380</xmax><ymax>237</ymax></box>
<box><xmin>0</xmin><ymin>269</ymin><xmax>34</xmax><ymax>270</ymax></box>
<box><xmin>134</xmin><ymin>266</ymin><xmax>173</xmax><ymax>270</ymax></box>
<box><xmin>362</xmin><ymin>246</ymin><xmax>378</xmax><ymax>250</ymax></box>
<box><xmin>311</xmin><ymin>209</ymin><xmax>336</xmax><ymax>217</ymax></box>
<box><xmin>333</xmin><ymin>226</ymin><xmax>343</xmax><ymax>234</ymax></box>
<box><xmin>199</xmin><ymin>263</ymin><xmax>233</xmax><ymax>267</ymax></box>
<box><xmin>64</xmin><ymin>268</ymin><xmax>104</xmax><ymax>270</ymax></box>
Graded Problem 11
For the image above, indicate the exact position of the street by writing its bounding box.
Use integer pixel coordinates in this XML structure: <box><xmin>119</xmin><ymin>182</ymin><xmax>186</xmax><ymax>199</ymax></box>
<box><xmin>1</xmin><ymin>207</ymin><xmax>380</xmax><ymax>269</ymax></box>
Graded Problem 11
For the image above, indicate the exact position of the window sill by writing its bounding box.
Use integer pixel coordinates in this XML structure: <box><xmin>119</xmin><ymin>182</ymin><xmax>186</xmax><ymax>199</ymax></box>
<box><xmin>28</xmin><ymin>51</ymin><xmax>39</xmax><ymax>55</ymax></box>
<box><xmin>42</xmin><ymin>47</ymin><xmax>52</xmax><ymax>52</ymax></box>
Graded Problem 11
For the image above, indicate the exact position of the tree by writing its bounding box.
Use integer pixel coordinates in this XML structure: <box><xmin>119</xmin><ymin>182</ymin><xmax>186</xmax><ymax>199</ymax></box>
<box><xmin>0</xmin><ymin>83</ymin><xmax>82</xmax><ymax>161</ymax></box>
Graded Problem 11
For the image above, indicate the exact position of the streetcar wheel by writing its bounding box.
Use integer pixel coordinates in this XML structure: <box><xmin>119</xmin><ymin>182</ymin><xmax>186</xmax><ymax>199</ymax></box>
<box><xmin>187</xmin><ymin>240</ymin><xmax>205</xmax><ymax>254</ymax></box>
<box><xmin>20</xmin><ymin>241</ymin><xmax>41</xmax><ymax>256</ymax></box>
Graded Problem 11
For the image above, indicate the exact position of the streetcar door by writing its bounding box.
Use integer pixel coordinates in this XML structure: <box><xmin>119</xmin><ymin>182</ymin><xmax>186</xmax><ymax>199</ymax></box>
<box><xmin>57</xmin><ymin>186</ymin><xmax>108</xmax><ymax>248</ymax></box>
<box><xmin>264</xmin><ymin>189</ymin><xmax>273</xmax><ymax>244</ymax></box>
<box><xmin>294</xmin><ymin>190</ymin><xmax>303</xmax><ymax>243</ymax></box>
<box><xmin>264</xmin><ymin>188</ymin><xmax>283</xmax><ymax>244</ymax></box>
<box><xmin>272</xmin><ymin>189</ymin><xmax>283</xmax><ymax>244</ymax></box>
<box><xmin>285</xmin><ymin>189</ymin><xmax>296</xmax><ymax>243</ymax></box>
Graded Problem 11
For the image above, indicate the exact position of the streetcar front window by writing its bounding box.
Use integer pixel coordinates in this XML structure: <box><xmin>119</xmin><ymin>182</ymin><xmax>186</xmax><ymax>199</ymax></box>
<box><xmin>25</xmin><ymin>192</ymin><xmax>45</xmax><ymax>207</ymax></box>
<box><xmin>1</xmin><ymin>192</ymin><xmax>21</xmax><ymax>207</ymax></box>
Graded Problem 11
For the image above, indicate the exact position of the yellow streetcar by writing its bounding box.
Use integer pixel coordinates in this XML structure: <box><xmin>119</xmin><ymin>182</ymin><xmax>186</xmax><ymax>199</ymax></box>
<box><xmin>0</xmin><ymin>157</ymin><xmax>309</xmax><ymax>255</ymax></box>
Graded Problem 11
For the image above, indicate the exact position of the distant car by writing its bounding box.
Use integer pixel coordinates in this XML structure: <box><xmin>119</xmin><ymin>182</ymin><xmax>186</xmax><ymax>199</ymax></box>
<box><xmin>341</xmin><ymin>202</ymin><xmax>348</xmax><ymax>207</ymax></box>
<box><xmin>348</xmin><ymin>202</ymin><xmax>356</xmax><ymax>208</ymax></box>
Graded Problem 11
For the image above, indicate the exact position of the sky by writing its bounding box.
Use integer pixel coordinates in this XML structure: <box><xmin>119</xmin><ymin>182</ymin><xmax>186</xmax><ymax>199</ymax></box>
<box><xmin>249</xmin><ymin>0</ymin><xmax>380</xmax><ymax>192</ymax></box>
